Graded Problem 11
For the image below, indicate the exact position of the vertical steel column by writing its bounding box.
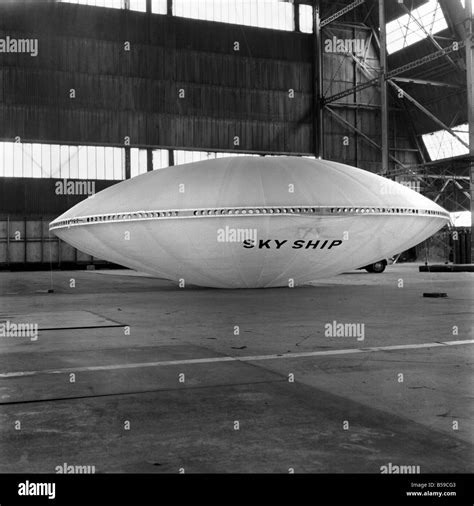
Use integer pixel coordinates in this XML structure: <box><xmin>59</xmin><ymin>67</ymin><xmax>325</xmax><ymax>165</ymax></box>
<box><xmin>125</xmin><ymin>147</ymin><xmax>131</xmax><ymax>179</ymax></box>
<box><xmin>467</xmin><ymin>0</ymin><xmax>474</xmax><ymax>260</ymax></box>
<box><xmin>353</xmin><ymin>26</ymin><xmax>358</xmax><ymax>166</ymax></box>
<box><xmin>147</xmin><ymin>148</ymin><xmax>153</xmax><ymax>172</ymax></box>
<box><xmin>313</xmin><ymin>0</ymin><xmax>324</xmax><ymax>158</ymax></box>
<box><xmin>168</xmin><ymin>149</ymin><xmax>174</xmax><ymax>167</ymax></box>
<box><xmin>379</xmin><ymin>0</ymin><xmax>389</xmax><ymax>174</ymax></box>
<box><xmin>294</xmin><ymin>1</ymin><xmax>300</xmax><ymax>32</ymax></box>
<box><xmin>167</xmin><ymin>0</ymin><xmax>173</xmax><ymax>16</ymax></box>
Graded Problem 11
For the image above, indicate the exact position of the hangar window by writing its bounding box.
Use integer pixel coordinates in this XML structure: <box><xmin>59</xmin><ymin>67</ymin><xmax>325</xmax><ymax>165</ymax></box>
<box><xmin>153</xmin><ymin>150</ymin><xmax>169</xmax><ymax>170</ymax></box>
<box><xmin>173</xmin><ymin>0</ymin><xmax>294</xmax><ymax>31</ymax></box>
<box><xmin>460</xmin><ymin>0</ymin><xmax>474</xmax><ymax>13</ymax></box>
<box><xmin>129</xmin><ymin>148</ymin><xmax>169</xmax><ymax>177</ymax></box>
<box><xmin>422</xmin><ymin>124</ymin><xmax>469</xmax><ymax>160</ymax></box>
<box><xmin>386</xmin><ymin>0</ymin><xmax>448</xmax><ymax>55</ymax></box>
<box><xmin>299</xmin><ymin>4</ymin><xmax>313</xmax><ymax>34</ymax></box>
<box><xmin>59</xmin><ymin>0</ymin><xmax>147</xmax><ymax>13</ymax></box>
<box><xmin>173</xmin><ymin>150</ymin><xmax>258</xmax><ymax>165</ymax></box>
<box><xmin>0</xmin><ymin>142</ymin><xmax>125</xmax><ymax>179</ymax></box>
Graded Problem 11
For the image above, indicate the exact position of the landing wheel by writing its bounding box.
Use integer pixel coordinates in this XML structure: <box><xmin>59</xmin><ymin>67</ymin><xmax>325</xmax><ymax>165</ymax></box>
<box><xmin>365</xmin><ymin>260</ymin><xmax>387</xmax><ymax>273</ymax></box>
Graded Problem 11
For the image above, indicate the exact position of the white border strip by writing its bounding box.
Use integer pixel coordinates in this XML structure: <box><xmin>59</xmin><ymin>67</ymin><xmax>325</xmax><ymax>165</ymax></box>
<box><xmin>1</xmin><ymin>339</ymin><xmax>473</xmax><ymax>378</ymax></box>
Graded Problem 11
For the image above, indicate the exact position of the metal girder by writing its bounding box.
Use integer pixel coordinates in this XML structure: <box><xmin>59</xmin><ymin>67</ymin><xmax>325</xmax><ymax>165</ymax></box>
<box><xmin>324</xmin><ymin>78</ymin><xmax>377</xmax><ymax>105</ymax></box>
<box><xmin>330</xmin><ymin>102</ymin><xmax>402</xmax><ymax>110</ymax></box>
<box><xmin>379</xmin><ymin>0</ymin><xmax>389</xmax><ymax>174</ymax></box>
<box><xmin>387</xmin><ymin>39</ymin><xmax>466</xmax><ymax>76</ymax></box>
<box><xmin>387</xmin><ymin>80</ymin><xmax>470</xmax><ymax>149</ymax></box>
<box><xmin>420</xmin><ymin>174</ymin><xmax>470</xmax><ymax>180</ymax></box>
<box><xmin>467</xmin><ymin>0</ymin><xmax>474</xmax><ymax>259</ymax></box>
<box><xmin>324</xmin><ymin>40</ymin><xmax>467</xmax><ymax>104</ymax></box>
<box><xmin>326</xmin><ymin>106</ymin><xmax>408</xmax><ymax>169</ymax></box>
<box><xmin>453</xmin><ymin>179</ymin><xmax>471</xmax><ymax>199</ymax></box>
<box><xmin>434</xmin><ymin>179</ymin><xmax>451</xmax><ymax>202</ymax></box>
<box><xmin>391</xmin><ymin>76</ymin><xmax>463</xmax><ymax>88</ymax></box>
<box><xmin>313</xmin><ymin>0</ymin><xmax>324</xmax><ymax>158</ymax></box>
<box><xmin>320</xmin><ymin>0</ymin><xmax>365</xmax><ymax>28</ymax></box>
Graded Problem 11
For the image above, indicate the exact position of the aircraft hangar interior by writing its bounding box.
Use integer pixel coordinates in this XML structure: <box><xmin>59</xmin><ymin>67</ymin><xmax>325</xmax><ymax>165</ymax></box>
<box><xmin>0</xmin><ymin>0</ymin><xmax>473</xmax><ymax>503</ymax></box>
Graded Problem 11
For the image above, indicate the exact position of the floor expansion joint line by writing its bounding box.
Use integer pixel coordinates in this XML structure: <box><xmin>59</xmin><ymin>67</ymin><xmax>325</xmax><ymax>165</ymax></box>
<box><xmin>0</xmin><ymin>378</ymin><xmax>288</xmax><ymax>405</ymax></box>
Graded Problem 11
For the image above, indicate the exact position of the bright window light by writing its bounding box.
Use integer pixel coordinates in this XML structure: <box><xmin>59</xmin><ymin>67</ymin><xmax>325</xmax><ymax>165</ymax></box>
<box><xmin>299</xmin><ymin>4</ymin><xmax>313</xmax><ymax>33</ymax></box>
<box><xmin>422</xmin><ymin>124</ymin><xmax>469</xmax><ymax>161</ymax></box>
<box><xmin>450</xmin><ymin>211</ymin><xmax>471</xmax><ymax>227</ymax></box>
<box><xmin>59</xmin><ymin>0</ymin><xmax>147</xmax><ymax>13</ymax></box>
<box><xmin>152</xmin><ymin>149</ymin><xmax>169</xmax><ymax>170</ymax></box>
<box><xmin>0</xmin><ymin>142</ymin><xmax>125</xmax><ymax>180</ymax></box>
<box><xmin>173</xmin><ymin>0</ymin><xmax>294</xmax><ymax>31</ymax></box>
<box><xmin>460</xmin><ymin>0</ymin><xmax>474</xmax><ymax>13</ymax></box>
<box><xmin>174</xmin><ymin>150</ymin><xmax>259</xmax><ymax>165</ymax></box>
<box><xmin>386</xmin><ymin>0</ymin><xmax>448</xmax><ymax>55</ymax></box>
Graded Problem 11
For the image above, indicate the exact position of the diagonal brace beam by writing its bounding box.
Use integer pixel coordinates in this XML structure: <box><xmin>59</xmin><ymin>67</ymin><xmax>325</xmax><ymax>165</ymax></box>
<box><xmin>321</xmin><ymin>0</ymin><xmax>365</xmax><ymax>28</ymax></box>
<box><xmin>387</xmin><ymin>80</ymin><xmax>469</xmax><ymax>149</ymax></box>
<box><xmin>324</xmin><ymin>40</ymin><xmax>466</xmax><ymax>104</ymax></box>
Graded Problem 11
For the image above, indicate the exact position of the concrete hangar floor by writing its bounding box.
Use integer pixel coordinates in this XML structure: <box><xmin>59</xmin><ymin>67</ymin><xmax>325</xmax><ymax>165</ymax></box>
<box><xmin>0</xmin><ymin>264</ymin><xmax>472</xmax><ymax>473</ymax></box>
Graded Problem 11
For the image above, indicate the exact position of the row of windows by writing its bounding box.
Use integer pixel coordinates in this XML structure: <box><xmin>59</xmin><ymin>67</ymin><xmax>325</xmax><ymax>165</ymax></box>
<box><xmin>0</xmin><ymin>143</ymin><xmax>230</xmax><ymax>179</ymax></box>
<box><xmin>59</xmin><ymin>0</ymin><xmax>462</xmax><ymax>50</ymax></box>
<box><xmin>0</xmin><ymin>142</ymin><xmax>305</xmax><ymax>179</ymax></box>
<box><xmin>3</xmin><ymin>135</ymin><xmax>465</xmax><ymax>181</ymax></box>
<box><xmin>174</xmin><ymin>150</ymin><xmax>259</xmax><ymax>165</ymax></box>
<box><xmin>60</xmin><ymin>0</ymin><xmax>158</xmax><ymax>13</ymax></box>
<box><xmin>51</xmin><ymin>206</ymin><xmax>450</xmax><ymax>230</ymax></box>
<box><xmin>59</xmin><ymin>0</ymin><xmax>313</xmax><ymax>33</ymax></box>
<box><xmin>0</xmin><ymin>142</ymin><xmax>126</xmax><ymax>179</ymax></box>
<box><xmin>190</xmin><ymin>207</ymin><xmax>448</xmax><ymax>217</ymax></box>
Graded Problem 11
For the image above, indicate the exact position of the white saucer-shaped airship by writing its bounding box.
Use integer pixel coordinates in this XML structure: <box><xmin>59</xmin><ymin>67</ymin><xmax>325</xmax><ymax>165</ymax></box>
<box><xmin>50</xmin><ymin>157</ymin><xmax>450</xmax><ymax>288</ymax></box>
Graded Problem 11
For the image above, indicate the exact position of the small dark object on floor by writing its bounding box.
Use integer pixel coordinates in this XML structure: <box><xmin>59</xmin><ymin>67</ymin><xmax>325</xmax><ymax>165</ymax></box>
<box><xmin>423</xmin><ymin>292</ymin><xmax>448</xmax><ymax>298</ymax></box>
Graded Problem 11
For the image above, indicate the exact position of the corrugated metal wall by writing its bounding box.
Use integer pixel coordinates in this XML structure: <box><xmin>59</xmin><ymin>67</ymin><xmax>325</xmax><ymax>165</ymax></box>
<box><xmin>0</xmin><ymin>2</ymin><xmax>313</xmax><ymax>153</ymax></box>
<box><xmin>0</xmin><ymin>2</ymin><xmax>419</xmax><ymax>161</ymax></box>
<box><xmin>0</xmin><ymin>216</ymin><xmax>106</xmax><ymax>267</ymax></box>
<box><xmin>0</xmin><ymin>178</ymin><xmax>116</xmax><ymax>266</ymax></box>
